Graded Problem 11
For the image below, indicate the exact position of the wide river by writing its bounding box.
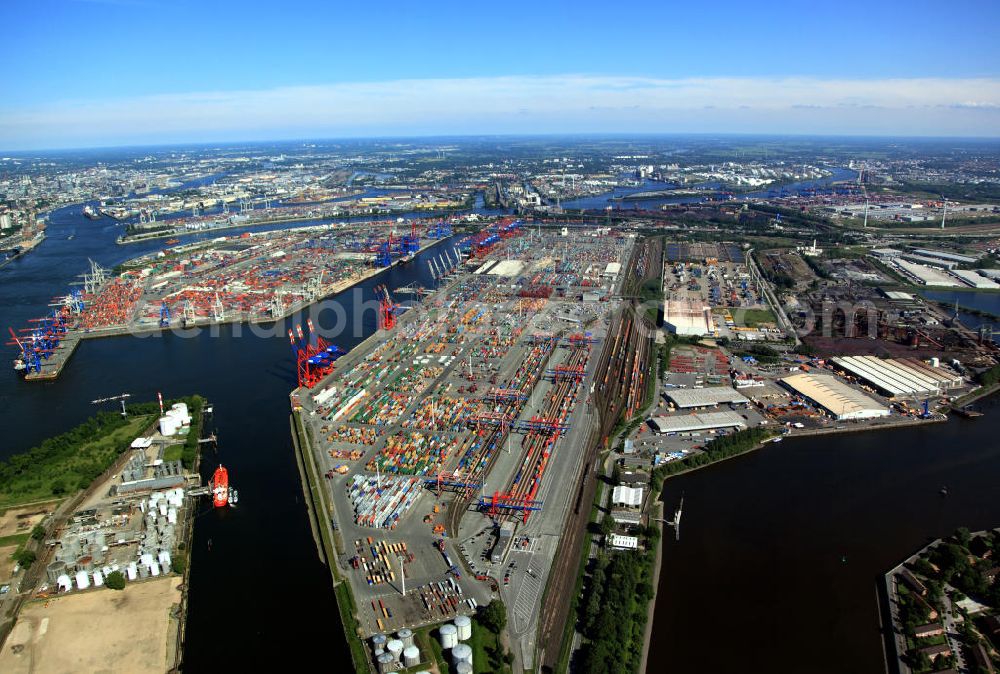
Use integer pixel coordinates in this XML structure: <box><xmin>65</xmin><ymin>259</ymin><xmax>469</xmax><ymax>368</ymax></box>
<box><xmin>647</xmin><ymin>393</ymin><xmax>1000</xmax><ymax>673</ymax></box>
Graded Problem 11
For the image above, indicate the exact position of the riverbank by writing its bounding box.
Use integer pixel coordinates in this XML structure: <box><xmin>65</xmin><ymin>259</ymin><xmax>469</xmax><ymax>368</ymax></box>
<box><xmin>881</xmin><ymin>527</ymin><xmax>1000</xmax><ymax>674</ymax></box>
<box><xmin>290</xmin><ymin>407</ymin><xmax>369</xmax><ymax>674</ymax></box>
<box><xmin>116</xmin><ymin>203</ymin><xmax>476</xmax><ymax>245</ymax></box>
<box><xmin>0</xmin><ymin>232</ymin><xmax>46</xmax><ymax>271</ymax></box>
<box><xmin>646</xmin><ymin>389</ymin><xmax>1000</xmax><ymax>674</ymax></box>
<box><xmin>0</xmin><ymin>397</ymin><xmax>206</xmax><ymax>671</ymax></box>
<box><xmin>19</xmin><ymin>235</ymin><xmax>449</xmax><ymax>382</ymax></box>
<box><xmin>637</xmin><ymin>496</ymin><xmax>665</xmax><ymax>674</ymax></box>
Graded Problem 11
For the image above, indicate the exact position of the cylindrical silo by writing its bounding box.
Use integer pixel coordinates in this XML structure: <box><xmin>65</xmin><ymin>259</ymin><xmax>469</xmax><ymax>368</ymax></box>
<box><xmin>386</xmin><ymin>639</ymin><xmax>404</xmax><ymax>660</ymax></box>
<box><xmin>402</xmin><ymin>645</ymin><xmax>420</xmax><ymax>668</ymax></box>
<box><xmin>397</xmin><ymin>627</ymin><xmax>414</xmax><ymax>648</ymax></box>
<box><xmin>454</xmin><ymin>614</ymin><xmax>472</xmax><ymax>641</ymax></box>
<box><xmin>372</xmin><ymin>633</ymin><xmax>387</xmax><ymax>652</ymax></box>
<box><xmin>159</xmin><ymin>415</ymin><xmax>179</xmax><ymax>436</ymax></box>
<box><xmin>439</xmin><ymin>623</ymin><xmax>458</xmax><ymax>649</ymax></box>
<box><xmin>452</xmin><ymin>642</ymin><xmax>473</xmax><ymax>666</ymax></box>
<box><xmin>377</xmin><ymin>652</ymin><xmax>395</xmax><ymax>674</ymax></box>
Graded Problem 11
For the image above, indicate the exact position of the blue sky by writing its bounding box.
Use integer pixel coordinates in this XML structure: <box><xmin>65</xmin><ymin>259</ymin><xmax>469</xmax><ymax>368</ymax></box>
<box><xmin>2</xmin><ymin>0</ymin><xmax>999</xmax><ymax>149</ymax></box>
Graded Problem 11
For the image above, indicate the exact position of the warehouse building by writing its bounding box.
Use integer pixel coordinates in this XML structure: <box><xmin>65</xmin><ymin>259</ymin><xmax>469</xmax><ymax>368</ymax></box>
<box><xmin>831</xmin><ymin>356</ymin><xmax>961</xmax><ymax>398</ymax></box>
<box><xmin>663</xmin><ymin>299</ymin><xmax>715</xmax><ymax>336</ymax></box>
<box><xmin>892</xmin><ymin>259</ymin><xmax>962</xmax><ymax>287</ymax></box>
<box><xmin>779</xmin><ymin>373</ymin><xmax>889</xmax><ymax>420</ymax></box>
<box><xmin>901</xmin><ymin>253</ymin><xmax>958</xmax><ymax>270</ymax></box>
<box><xmin>950</xmin><ymin>269</ymin><xmax>1000</xmax><ymax>289</ymax></box>
<box><xmin>665</xmin><ymin>387</ymin><xmax>750</xmax><ymax>409</ymax></box>
<box><xmin>649</xmin><ymin>411</ymin><xmax>747</xmax><ymax>434</ymax></box>
<box><xmin>612</xmin><ymin>485</ymin><xmax>644</xmax><ymax>507</ymax></box>
<box><xmin>911</xmin><ymin>249</ymin><xmax>979</xmax><ymax>266</ymax></box>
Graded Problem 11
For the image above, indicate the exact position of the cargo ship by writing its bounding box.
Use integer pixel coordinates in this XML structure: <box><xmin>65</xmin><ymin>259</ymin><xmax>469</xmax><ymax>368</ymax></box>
<box><xmin>210</xmin><ymin>465</ymin><xmax>229</xmax><ymax>508</ymax></box>
<box><xmin>82</xmin><ymin>205</ymin><xmax>101</xmax><ymax>220</ymax></box>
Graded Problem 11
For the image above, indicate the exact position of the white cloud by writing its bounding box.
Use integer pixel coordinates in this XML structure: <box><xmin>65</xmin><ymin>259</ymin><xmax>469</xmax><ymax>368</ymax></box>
<box><xmin>2</xmin><ymin>75</ymin><xmax>1000</xmax><ymax>148</ymax></box>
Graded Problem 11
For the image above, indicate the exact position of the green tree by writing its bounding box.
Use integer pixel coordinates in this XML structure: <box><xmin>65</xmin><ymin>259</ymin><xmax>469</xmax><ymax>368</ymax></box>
<box><xmin>30</xmin><ymin>524</ymin><xmax>46</xmax><ymax>541</ymax></box>
<box><xmin>478</xmin><ymin>599</ymin><xmax>507</xmax><ymax>633</ymax></box>
<box><xmin>13</xmin><ymin>549</ymin><xmax>36</xmax><ymax>568</ymax></box>
<box><xmin>912</xmin><ymin>650</ymin><xmax>931</xmax><ymax>672</ymax></box>
<box><xmin>171</xmin><ymin>557</ymin><xmax>186</xmax><ymax>575</ymax></box>
<box><xmin>105</xmin><ymin>571</ymin><xmax>126</xmax><ymax>590</ymax></box>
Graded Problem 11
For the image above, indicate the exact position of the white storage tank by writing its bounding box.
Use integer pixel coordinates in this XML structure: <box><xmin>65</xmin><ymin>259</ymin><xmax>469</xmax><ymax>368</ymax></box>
<box><xmin>126</xmin><ymin>562</ymin><xmax>138</xmax><ymax>581</ymax></box>
<box><xmin>92</xmin><ymin>571</ymin><xmax>104</xmax><ymax>587</ymax></box>
<box><xmin>386</xmin><ymin>639</ymin><xmax>404</xmax><ymax>659</ymax></box>
<box><xmin>452</xmin><ymin>642</ymin><xmax>473</xmax><ymax>666</ymax></box>
<box><xmin>75</xmin><ymin>571</ymin><xmax>90</xmax><ymax>590</ymax></box>
<box><xmin>57</xmin><ymin>574</ymin><xmax>72</xmax><ymax>592</ymax></box>
<box><xmin>439</xmin><ymin>623</ymin><xmax>458</xmax><ymax>649</ymax></box>
<box><xmin>454</xmin><ymin>662</ymin><xmax>473</xmax><ymax>674</ymax></box>
<box><xmin>454</xmin><ymin>614</ymin><xmax>472</xmax><ymax>641</ymax></box>
<box><xmin>403</xmin><ymin>645</ymin><xmax>420</xmax><ymax>668</ymax></box>
<box><xmin>397</xmin><ymin>627</ymin><xmax>414</xmax><ymax>648</ymax></box>
<box><xmin>371</xmin><ymin>633</ymin><xmax>387</xmax><ymax>651</ymax></box>
<box><xmin>159</xmin><ymin>415</ymin><xmax>180</xmax><ymax>436</ymax></box>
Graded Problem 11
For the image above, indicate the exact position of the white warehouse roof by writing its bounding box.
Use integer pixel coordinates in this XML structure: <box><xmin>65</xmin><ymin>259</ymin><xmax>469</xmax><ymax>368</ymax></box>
<box><xmin>609</xmin><ymin>534</ymin><xmax>639</xmax><ymax>550</ymax></box>
<box><xmin>780</xmin><ymin>373</ymin><xmax>888</xmax><ymax>420</ymax></box>
<box><xmin>612</xmin><ymin>485</ymin><xmax>644</xmax><ymax>507</ymax></box>
<box><xmin>663</xmin><ymin>300</ymin><xmax>715</xmax><ymax>336</ymax></box>
<box><xmin>666</xmin><ymin>387</ymin><xmax>749</xmax><ymax>409</ymax></box>
<box><xmin>912</xmin><ymin>249</ymin><xmax>978</xmax><ymax>265</ymax></box>
<box><xmin>650</xmin><ymin>411</ymin><xmax>747</xmax><ymax>434</ymax></box>
<box><xmin>950</xmin><ymin>269</ymin><xmax>1000</xmax><ymax>289</ymax></box>
<box><xmin>832</xmin><ymin>356</ymin><xmax>944</xmax><ymax>398</ymax></box>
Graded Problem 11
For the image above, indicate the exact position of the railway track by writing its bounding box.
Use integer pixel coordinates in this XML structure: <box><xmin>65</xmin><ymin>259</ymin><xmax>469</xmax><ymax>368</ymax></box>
<box><xmin>445</xmin><ymin>336</ymin><xmax>561</xmax><ymax>535</ymax></box>
<box><xmin>539</xmin><ymin>242</ymin><xmax>658</xmax><ymax>670</ymax></box>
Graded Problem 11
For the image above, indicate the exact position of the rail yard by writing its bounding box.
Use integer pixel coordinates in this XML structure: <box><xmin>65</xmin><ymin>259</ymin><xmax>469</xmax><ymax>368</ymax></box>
<box><xmin>292</xmin><ymin>226</ymin><xmax>646</xmax><ymax>671</ymax></box>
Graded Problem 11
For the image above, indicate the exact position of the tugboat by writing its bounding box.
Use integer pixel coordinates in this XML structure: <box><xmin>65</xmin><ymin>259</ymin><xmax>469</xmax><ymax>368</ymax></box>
<box><xmin>210</xmin><ymin>465</ymin><xmax>229</xmax><ymax>508</ymax></box>
<box><xmin>227</xmin><ymin>488</ymin><xmax>239</xmax><ymax>507</ymax></box>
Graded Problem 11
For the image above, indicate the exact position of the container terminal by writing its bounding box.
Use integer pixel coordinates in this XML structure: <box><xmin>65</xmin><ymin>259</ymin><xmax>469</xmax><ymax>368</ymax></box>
<box><xmin>6</xmin><ymin>218</ymin><xmax>457</xmax><ymax>381</ymax></box>
<box><xmin>291</xmin><ymin>223</ymin><xmax>639</xmax><ymax>671</ymax></box>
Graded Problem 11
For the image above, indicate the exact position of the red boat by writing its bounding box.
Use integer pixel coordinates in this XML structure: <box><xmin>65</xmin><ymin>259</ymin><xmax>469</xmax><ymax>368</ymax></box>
<box><xmin>210</xmin><ymin>465</ymin><xmax>229</xmax><ymax>508</ymax></box>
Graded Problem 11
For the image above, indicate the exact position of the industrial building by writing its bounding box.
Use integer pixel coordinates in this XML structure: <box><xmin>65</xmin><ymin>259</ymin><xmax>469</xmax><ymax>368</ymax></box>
<box><xmin>663</xmin><ymin>299</ymin><xmax>715</xmax><ymax>336</ymax></box>
<box><xmin>610</xmin><ymin>509</ymin><xmax>642</xmax><ymax>526</ymax></box>
<box><xmin>612</xmin><ymin>485</ymin><xmax>644</xmax><ymax>507</ymax></box>
<box><xmin>665</xmin><ymin>387</ymin><xmax>750</xmax><ymax>409</ymax></box>
<box><xmin>779</xmin><ymin>373</ymin><xmax>889</xmax><ymax>420</ymax></box>
<box><xmin>911</xmin><ymin>249</ymin><xmax>979</xmax><ymax>266</ymax></box>
<box><xmin>831</xmin><ymin>356</ymin><xmax>962</xmax><ymax>399</ymax></box>
<box><xmin>901</xmin><ymin>253</ymin><xmax>958</xmax><ymax>270</ymax></box>
<box><xmin>950</xmin><ymin>269</ymin><xmax>1000</xmax><ymax>289</ymax></box>
<box><xmin>892</xmin><ymin>259</ymin><xmax>962</xmax><ymax>287</ymax></box>
<box><xmin>649</xmin><ymin>411</ymin><xmax>747</xmax><ymax>435</ymax></box>
<box><xmin>608</xmin><ymin>534</ymin><xmax>639</xmax><ymax>551</ymax></box>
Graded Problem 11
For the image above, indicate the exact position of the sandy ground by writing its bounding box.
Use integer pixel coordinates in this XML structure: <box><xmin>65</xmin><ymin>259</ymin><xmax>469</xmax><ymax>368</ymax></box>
<box><xmin>0</xmin><ymin>577</ymin><xmax>181</xmax><ymax>674</ymax></box>
<box><xmin>0</xmin><ymin>505</ymin><xmax>55</xmax><ymax>539</ymax></box>
<box><xmin>0</xmin><ymin>545</ymin><xmax>18</xmax><ymax>583</ymax></box>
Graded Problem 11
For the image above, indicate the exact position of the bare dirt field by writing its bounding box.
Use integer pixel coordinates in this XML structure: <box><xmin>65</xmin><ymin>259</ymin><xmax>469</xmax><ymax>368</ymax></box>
<box><xmin>0</xmin><ymin>576</ymin><xmax>181</xmax><ymax>674</ymax></box>
<box><xmin>0</xmin><ymin>545</ymin><xmax>19</xmax><ymax>583</ymax></box>
<box><xmin>0</xmin><ymin>504</ymin><xmax>56</xmax><ymax>539</ymax></box>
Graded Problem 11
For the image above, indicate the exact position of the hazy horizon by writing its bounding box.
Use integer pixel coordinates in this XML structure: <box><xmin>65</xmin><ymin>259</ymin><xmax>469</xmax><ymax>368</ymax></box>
<box><xmin>3</xmin><ymin>0</ymin><xmax>999</xmax><ymax>150</ymax></box>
